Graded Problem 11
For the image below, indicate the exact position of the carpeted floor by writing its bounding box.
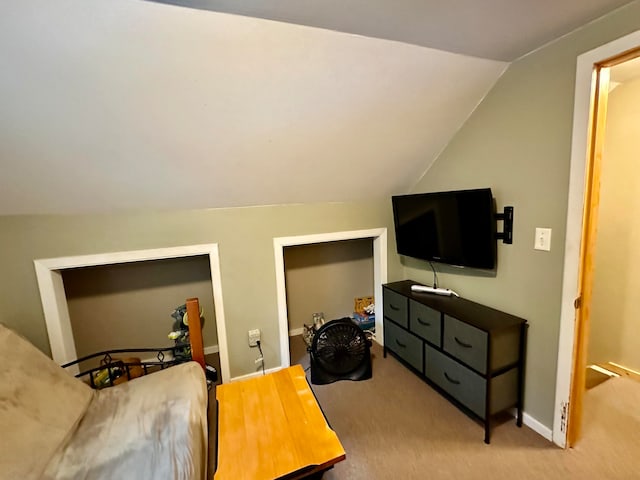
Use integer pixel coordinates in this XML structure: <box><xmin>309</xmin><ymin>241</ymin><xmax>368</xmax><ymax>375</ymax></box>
<box><xmin>209</xmin><ymin>337</ymin><xmax>640</xmax><ymax>479</ymax></box>
<box><xmin>295</xmin><ymin>336</ymin><xmax>640</xmax><ymax>480</ymax></box>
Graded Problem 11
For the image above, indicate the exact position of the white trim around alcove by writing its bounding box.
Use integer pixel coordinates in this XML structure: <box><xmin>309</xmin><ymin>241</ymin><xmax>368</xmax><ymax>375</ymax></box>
<box><xmin>273</xmin><ymin>228</ymin><xmax>388</xmax><ymax>369</ymax></box>
<box><xmin>34</xmin><ymin>243</ymin><xmax>231</xmax><ymax>383</ymax></box>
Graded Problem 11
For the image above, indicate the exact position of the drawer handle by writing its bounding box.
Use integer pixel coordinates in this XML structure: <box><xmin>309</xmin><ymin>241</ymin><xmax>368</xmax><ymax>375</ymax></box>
<box><xmin>444</xmin><ymin>372</ymin><xmax>461</xmax><ymax>385</ymax></box>
<box><xmin>395</xmin><ymin>339</ymin><xmax>407</xmax><ymax>348</ymax></box>
<box><xmin>389</xmin><ymin>304</ymin><xmax>400</xmax><ymax>311</ymax></box>
<box><xmin>417</xmin><ymin>317</ymin><xmax>431</xmax><ymax>326</ymax></box>
<box><xmin>454</xmin><ymin>336</ymin><xmax>473</xmax><ymax>349</ymax></box>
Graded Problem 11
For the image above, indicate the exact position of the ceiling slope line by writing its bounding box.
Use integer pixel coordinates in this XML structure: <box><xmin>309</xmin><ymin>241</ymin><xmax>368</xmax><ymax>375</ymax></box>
<box><xmin>407</xmin><ymin>62</ymin><xmax>511</xmax><ymax>194</ymax></box>
<box><xmin>149</xmin><ymin>0</ymin><xmax>521</xmax><ymax>62</ymax></box>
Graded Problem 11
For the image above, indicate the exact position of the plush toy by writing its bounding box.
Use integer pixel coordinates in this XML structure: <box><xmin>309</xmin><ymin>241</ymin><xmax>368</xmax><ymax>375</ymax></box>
<box><xmin>302</xmin><ymin>312</ymin><xmax>325</xmax><ymax>348</ymax></box>
<box><xmin>168</xmin><ymin>303</ymin><xmax>204</xmax><ymax>361</ymax></box>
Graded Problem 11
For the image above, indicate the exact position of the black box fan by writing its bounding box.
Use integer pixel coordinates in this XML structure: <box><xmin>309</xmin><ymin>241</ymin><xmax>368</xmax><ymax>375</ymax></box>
<box><xmin>310</xmin><ymin>318</ymin><xmax>372</xmax><ymax>385</ymax></box>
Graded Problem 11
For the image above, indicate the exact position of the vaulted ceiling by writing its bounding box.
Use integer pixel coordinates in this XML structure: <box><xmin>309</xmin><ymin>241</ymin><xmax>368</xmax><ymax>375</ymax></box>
<box><xmin>152</xmin><ymin>0</ymin><xmax>635</xmax><ymax>61</ymax></box>
<box><xmin>0</xmin><ymin>0</ymin><xmax>635</xmax><ymax>214</ymax></box>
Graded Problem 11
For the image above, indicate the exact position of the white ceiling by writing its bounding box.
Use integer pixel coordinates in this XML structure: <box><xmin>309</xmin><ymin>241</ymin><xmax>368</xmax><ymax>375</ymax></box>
<box><xmin>152</xmin><ymin>0</ymin><xmax>635</xmax><ymax>61</ymax></box>
<box><xmin>0</xmin><ymin>0</ymin><xmax>635</xmax><ymax>215</ymax></box>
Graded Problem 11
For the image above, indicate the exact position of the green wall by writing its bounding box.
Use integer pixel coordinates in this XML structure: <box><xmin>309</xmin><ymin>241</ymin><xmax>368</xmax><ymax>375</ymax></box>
<box><xmin>408</xmin><ymin>2</ymin><xmax>640</xmax><ymax>429</ymax></box>
<box><xmin>3</xmin><ymin>1</ymin><xmax>640</xmax><ymax>434</ymax></box>
<box><xmin>0</xmin><ymin>200</ymin><xmax>403</xmax><ymax>378</ymax></box>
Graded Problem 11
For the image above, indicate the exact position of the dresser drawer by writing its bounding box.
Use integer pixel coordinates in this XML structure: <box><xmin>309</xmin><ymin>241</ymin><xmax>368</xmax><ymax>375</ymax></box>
<box><xmin>409</xmin><ymin>300</ymin><xmax>441</xmax><ymax>346</ymax></box>
<box><xmin>425</xmin><ymin>345</ymin><xmax>486</xmax><ymax>418</ymax></box>
<box><xmin>384</xmin><ymin>319</ymin><xmax>423</xmax><ymax>373</ymax></box>
<box><xmin>443</xmin><ymin>315</ymin><xmax>488</xmax><ymax>374</ymax></box>
<box><xmin>383</xmin><ymin>289</ymin><xmax>408</xmax><ymax>328</ymax></box>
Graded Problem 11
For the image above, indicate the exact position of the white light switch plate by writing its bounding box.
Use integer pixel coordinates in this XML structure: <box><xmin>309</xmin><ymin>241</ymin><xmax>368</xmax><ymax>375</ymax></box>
<box><xmin>534</xmin><ymin>228</ymin><xmax>552</xmax><ymax>251</ymax></box>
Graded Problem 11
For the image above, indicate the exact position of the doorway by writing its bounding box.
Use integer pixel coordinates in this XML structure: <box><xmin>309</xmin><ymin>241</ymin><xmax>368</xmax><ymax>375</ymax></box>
<box><xmin>585</xmin><ymin>56</ymin><xmax>640</xmax><ymax>390</ymax></box>
<box><xmin>554</xmin><ymin>31</ymin><xmax>640</xmax><ymax>448</ymax></box>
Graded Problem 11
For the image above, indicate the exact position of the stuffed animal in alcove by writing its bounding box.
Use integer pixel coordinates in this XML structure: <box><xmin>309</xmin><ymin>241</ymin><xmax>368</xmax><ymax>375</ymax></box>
<box><xmin>168</xmin><ymin>303</ymin><xmax>204</xmax><ymax>361</ymax></box>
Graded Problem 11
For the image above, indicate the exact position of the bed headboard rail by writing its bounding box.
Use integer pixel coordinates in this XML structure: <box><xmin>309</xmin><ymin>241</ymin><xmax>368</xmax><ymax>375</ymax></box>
<box><xmin>186</xmin><ymin>297</ymin><xmax>206</xmax><ymax>370</ymax></box>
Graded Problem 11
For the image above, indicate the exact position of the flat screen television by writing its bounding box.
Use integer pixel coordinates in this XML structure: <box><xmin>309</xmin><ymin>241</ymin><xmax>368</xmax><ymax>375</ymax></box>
<box><xmin>392</xmin><ymin>188</ymin><xmax>496</xmax><ymax>270</ymax></box>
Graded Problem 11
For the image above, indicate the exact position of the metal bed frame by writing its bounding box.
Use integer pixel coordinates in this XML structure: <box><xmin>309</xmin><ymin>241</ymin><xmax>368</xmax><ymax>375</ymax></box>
<box><xmin>61</xmin><ymin>344</ymin><xmax>192</xmax><ymax>389</ymax></box>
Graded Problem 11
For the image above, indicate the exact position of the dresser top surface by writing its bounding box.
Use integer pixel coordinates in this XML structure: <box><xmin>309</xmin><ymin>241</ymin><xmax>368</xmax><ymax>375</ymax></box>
<box><xmin>384</xmin><ymin>280</ymin><xmax>526</xmax><ymax>332</ymax></box>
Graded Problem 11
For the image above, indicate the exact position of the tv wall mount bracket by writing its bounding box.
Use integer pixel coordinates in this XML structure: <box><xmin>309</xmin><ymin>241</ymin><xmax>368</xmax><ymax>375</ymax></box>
<box><xmin>496</xmin><ymin>206</ymin><xmax>514</xmax><ymax>244</ymax></box>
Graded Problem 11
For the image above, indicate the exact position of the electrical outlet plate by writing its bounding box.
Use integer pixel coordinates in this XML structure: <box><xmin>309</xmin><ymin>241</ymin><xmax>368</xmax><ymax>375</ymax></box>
<box><xmin>248</xmin><ymin>329</ymin><xmax>261</xmax><ymax>347</ymax></box>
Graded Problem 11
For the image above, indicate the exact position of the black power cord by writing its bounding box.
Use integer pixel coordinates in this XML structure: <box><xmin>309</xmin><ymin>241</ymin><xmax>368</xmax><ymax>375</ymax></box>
<box><xmin>429</xmin><ymin>261</ymin><xmax>439</xmax><ymax>289</ymax></box>
<box><xmin>256</xmin><ymin>340</ymin><xmax>265</xmax><ymax>376</ymax></box>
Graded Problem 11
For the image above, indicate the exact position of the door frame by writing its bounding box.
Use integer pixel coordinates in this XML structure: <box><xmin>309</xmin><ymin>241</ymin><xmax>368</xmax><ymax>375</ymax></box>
<box><xmin>553</xmin><ymin>30</ymin><xmax>640</xmax><ymax>448</ymax></box>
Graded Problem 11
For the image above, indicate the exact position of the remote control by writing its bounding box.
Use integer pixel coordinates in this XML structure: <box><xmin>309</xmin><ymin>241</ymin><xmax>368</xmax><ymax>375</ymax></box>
<box><xmin>410</xmin><ymin>285</ymin><xmax>453</xmax><ymax>296</ymax></box>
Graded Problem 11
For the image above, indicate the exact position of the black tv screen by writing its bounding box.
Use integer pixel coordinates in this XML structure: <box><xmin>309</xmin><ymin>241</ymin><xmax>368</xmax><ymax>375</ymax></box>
<box><xmin>392</xmin><ymin>188</ymin><xmax>496</xmax><ymax>270</ymax></box>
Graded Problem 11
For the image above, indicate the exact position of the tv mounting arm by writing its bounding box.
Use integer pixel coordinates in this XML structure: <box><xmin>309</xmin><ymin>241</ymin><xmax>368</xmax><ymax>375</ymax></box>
<box><xmin>496</xmin><ymin>206</ymin><xmax>514</xmax><ymax>244</ymax></box>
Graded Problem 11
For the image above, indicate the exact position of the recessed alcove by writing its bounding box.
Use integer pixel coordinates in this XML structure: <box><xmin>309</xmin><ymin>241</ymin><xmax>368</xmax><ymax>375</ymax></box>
<box><xmin>34</xmin><ymin>244</ymin><xmax>230</xmax><ymax>383</ymax></box>
<box><xmin>284</xmin><ymin>239</ymin><xmax>375</xmax><ymax>364</ymax></box>
<box><xmin>273</xmin><ymin>228</ymin><xmax>387</xmax><ymax>368</ymax></box>
<box><xmin>63</xmin><ymin>255</ymin><xmax>217</xmax><ymax>356</ymax></box>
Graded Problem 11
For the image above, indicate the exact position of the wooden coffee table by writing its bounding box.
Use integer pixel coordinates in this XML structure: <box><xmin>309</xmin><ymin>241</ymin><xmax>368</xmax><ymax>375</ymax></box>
<box><xmin>214</xmin><ymin>364</ymin><xmax>346</xmax><ymax>480</ymax></box>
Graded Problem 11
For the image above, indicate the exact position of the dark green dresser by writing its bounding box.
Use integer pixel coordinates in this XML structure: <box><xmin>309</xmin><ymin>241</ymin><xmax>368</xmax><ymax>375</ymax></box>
<box><xmin>383</xmin><ymin>280</ymin><xmax>527</xmax><ymax>443</ymax></box>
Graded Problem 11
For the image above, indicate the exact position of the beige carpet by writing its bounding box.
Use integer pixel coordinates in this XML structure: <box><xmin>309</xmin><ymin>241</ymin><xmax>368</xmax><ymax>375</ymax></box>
<box><xmin>207</xmin><ymin>337</ymin><xmax>640</xmax><ymax>479</ymax></box>
<box><xmin>290</xmin><ymin>336</ymin><xmax>640</xmax><ymax>480</ymax></box>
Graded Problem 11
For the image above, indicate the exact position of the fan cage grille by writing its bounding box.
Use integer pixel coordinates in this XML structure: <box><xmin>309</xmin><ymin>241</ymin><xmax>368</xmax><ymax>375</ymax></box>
<box><xmin>312</xmin><ymin>321</ymin><xmax>368</xmax><ymax>375</ymax></box>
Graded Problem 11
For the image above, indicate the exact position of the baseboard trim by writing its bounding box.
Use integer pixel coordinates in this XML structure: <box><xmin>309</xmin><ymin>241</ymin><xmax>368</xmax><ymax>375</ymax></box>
<box><xmin>289</xmin><ymin>327</ymin><xmax>304</xmax><ymax>337</ymax></box>
<box><xmin>510</xmin><ymin>409</ymin><xmax>552</xmax><ymax>441</ymax></box>
<box><xmin>204</xmin><ymin>345</ymin><xmax>219</xmax><ymax>355</ymax></box>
